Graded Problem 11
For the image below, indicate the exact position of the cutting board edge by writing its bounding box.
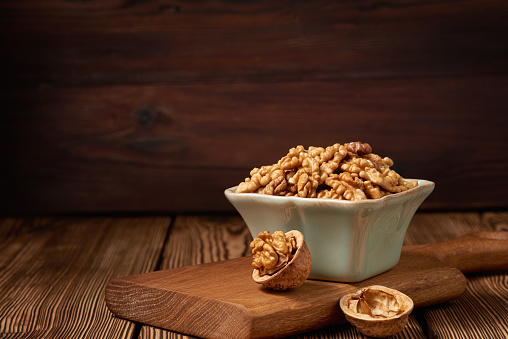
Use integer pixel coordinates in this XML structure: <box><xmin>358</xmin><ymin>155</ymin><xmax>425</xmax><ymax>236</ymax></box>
<box><xmin>105</xmin><ymin>277</ymin><xmax>255</xmax><ymax>339</ymax></box>
<box><xmin>104</xmin><ymin>256</ymin><xmax>470</xmax><ymax>338</ymax></box>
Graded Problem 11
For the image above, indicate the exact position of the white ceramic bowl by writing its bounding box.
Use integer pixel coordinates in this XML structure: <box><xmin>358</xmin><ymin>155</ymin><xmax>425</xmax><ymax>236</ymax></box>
<box><xmin>225</xmin><ymin>179</ymin><xmax>434</xmax><ymax>282</ymax></box>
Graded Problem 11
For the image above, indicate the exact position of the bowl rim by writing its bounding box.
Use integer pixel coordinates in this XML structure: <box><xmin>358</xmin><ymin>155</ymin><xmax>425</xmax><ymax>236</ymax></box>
<box><xmin>225</xmin><ymin>179</ymin><xmax>434</xmax><ymax>207</ymax></box>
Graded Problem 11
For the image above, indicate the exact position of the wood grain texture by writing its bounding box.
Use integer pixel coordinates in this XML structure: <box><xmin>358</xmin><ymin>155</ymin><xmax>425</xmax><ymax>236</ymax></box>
<box><xmin>1</xmin><ymin>79</ymin><xmax>507</xmax><ymax>214</ymax></box>
<box><xmin>133</xmin><ymin>213</ymin><xmax>508</xmax><ymax>339</ymax></box>
<box><xmin>162</xmin><ymin>215</ymin><xmax>253</xmax><ymax>268</ymax></box>
<box><xmin>1</xmin><ymin>213</ymin><xmax>506</xmax><ymax>339</ymax></box>
<box><xmin>1</xmin><ymin>0</ymin><xmax>508</xmax><ymax>214</ymax></box>
<box><xmin>138</xmin><ymin>215</ymin><xmax>255</xmax><ymax>339</ymax></box>
<box><xmin>405</xmin><ymin>212</ymin><xmax>508</xmax><ymax>339</ymax></box>
<box><xmin>110</xmin><ymin>218</ymin><xmax>484</xmax><ymax>338</ymax></box>
<box><xmin>107</xmin><ymin>242</ymin><xmax>470</xmax><ymax>338</ymax></box>
<box><xmin>482</xmin><ymin>211</ymin><xmax>508</xmax><ymax>232</ymax></box>
<box><xmin>136</xmin><ymin>215</ymin><xmax>429</xmax><ymax>339</ymax></box>
<box><xmin>1</xmin><ymin>0</ymin><xmax>507</xmax><ymax>86</ymax></box>
<box><xmin>0</xmin><ymin>216</ymin><xmax>171</xmax><ymax>338</ymax></box>
<box><xmin>404</xmin><ymin>231</ymin><xmax>508</xmax><ymax>273</ymax></box>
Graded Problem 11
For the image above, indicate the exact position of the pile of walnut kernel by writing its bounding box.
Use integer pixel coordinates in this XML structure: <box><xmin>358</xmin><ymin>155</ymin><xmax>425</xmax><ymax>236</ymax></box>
<box><xmin>235</xmin><ymin>142</ymin><xmax>417</xmax><ymax>200</ymax></box>
<box><xmin>251</xmin><ymin>231</ymin><xmax>297</xmax><ymax>276</ymax></box>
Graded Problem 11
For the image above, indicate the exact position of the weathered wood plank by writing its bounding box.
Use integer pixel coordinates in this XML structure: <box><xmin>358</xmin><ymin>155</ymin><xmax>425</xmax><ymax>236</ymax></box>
<box><xmin>1</xmin><ymin>76</ymin><xmax>507</xmax><ymax>214</ymax></box>
<box><xmin>404</xmin><ymin>212</ymin><xmax>485</xmax><ymax>245</ymax></box>
<box><xmin>406</xmin><ymin>212</ymin><xmax>508</xmax><ymax>339</ymax></box>
<box><xmin>1</xmin><ymin>0</ymin><xmax>507</xmax><ymax>86</ymax></box>
<box><xmin>161</xmin><ymin>215</ymin><xmax>253</xmax><ymax>268</ymax></box>
<box><xmin>1</xmin><ymin>213</ymin><xmax>505</xmax><ymax>339</ymax></box>
<box><xmin>0</xmin><ymin>217</ymin><xmax>171</xmax><ymax>338</ymax></box>
<box><xmin>482</xmin><ymin>211</ymin><xmax>508</xmax><ymax>232</ymax></box>
<box><xmin>137</xmin><ymin>215</ymin><xmax>252</xmax><ymax>339</ymax></box>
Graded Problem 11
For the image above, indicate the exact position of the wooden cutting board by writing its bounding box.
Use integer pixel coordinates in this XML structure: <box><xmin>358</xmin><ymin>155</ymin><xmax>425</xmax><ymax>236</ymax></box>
<box><xmin>105</xmin><ymin>231</ymin><xmax>508</xmax><ymax>339</ymax></box>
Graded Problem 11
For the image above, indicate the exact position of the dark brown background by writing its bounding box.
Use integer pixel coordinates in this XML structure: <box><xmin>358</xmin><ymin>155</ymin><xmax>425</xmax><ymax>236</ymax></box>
<box><xmin>1</xmin><ymin>0</ymin><xmax>507</xmax><ymax>215</ymax></box>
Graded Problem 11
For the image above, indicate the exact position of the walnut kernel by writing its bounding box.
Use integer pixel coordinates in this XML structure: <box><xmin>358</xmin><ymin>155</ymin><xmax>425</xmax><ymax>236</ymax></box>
<box><xmin>235</xmin><ymin>142</ymin><xmax>418</xmax><ymax>200</ymax></box>
<box><xmin>250</xmin><ymin>230</ymin><xmax>311</xmax><ymax>291</ymax></box>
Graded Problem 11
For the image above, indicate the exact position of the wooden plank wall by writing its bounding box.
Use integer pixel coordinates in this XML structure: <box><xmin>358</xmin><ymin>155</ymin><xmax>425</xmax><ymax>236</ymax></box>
<box><xmin>1</xmin><ymin>0</ymin><xmax>507</xmax><ymax>214</ymax></box>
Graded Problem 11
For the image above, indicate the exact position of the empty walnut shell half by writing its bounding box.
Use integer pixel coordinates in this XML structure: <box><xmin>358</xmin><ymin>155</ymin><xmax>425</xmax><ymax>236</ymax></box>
<box><xmin>251</xmin><ymin>230</ymin><xmax>311</xmax><ymax>291</ymax></box>
<box><xmin>339</xmin><ymin>285</ymin><xmax>414</xmax><ymax>338</ymax></box>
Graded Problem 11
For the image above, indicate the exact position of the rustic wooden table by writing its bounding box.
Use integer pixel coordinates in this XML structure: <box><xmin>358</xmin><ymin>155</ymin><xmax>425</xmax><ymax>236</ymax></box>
<box><xmin>1</xmin><ymin>212</ymin><xmax>507</xmax><ymax>338</ymax></box>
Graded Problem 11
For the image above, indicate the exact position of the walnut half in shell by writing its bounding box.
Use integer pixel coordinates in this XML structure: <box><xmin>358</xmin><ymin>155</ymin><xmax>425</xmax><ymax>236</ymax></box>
<box><xmin>339</xmin><ymin>285</ymin><xmax>414</xmax><ymax>338</ymax></box>
<box><xmin>250</xmin><ymin>230</ymin><xmax>311</xmax><ymax>291</ymax></box>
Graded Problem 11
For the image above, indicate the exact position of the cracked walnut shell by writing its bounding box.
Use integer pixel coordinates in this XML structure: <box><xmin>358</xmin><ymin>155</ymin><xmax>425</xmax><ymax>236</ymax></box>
<box><xmin>250</xmin><ymin>230</ymin><xmax>311</xmax><ymax>291</ymax></box>
<box><xmin>340</xmin><ymin>285</ymin><xmax>414</xmax><ymax>338</ymax></box>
